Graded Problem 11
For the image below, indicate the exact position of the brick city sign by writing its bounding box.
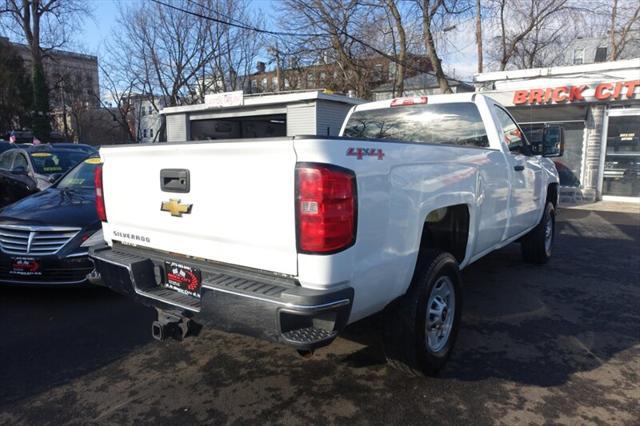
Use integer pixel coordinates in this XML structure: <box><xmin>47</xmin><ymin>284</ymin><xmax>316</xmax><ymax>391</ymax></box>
<box><xmin>513</xmin><ymin>80</ymin><xmax>640</xmax><ymax>105</ymax></box>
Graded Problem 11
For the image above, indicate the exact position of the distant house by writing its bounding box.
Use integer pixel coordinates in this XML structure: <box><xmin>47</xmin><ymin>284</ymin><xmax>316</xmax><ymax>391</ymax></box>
<box><xmin>371</xmin><ymin>73</ymin><xmax>474</xmax><ymax>101</ymax></box>
<box><xmin>564</xmin><ymin>35</ymin><xmax>640</xmax><ymax>66</ymax></box>
<box><xmin>200</xmin><ymin>55</ymin><xmax>433</xmax><ymax>100</ymax></box>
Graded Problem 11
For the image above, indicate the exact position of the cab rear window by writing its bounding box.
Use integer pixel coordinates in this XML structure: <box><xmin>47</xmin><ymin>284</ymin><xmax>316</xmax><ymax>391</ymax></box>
<box><xmin>343</xmin><ymin>102</ymin><xmax>489</xmax><ymax>148</ymax></box>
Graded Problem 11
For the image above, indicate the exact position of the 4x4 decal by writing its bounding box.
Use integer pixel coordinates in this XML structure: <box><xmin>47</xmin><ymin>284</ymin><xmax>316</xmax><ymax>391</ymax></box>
<box><xmin>346</xmin><ymin>147</ymin><xmax>385</xmax><ymax>160</ymax></box>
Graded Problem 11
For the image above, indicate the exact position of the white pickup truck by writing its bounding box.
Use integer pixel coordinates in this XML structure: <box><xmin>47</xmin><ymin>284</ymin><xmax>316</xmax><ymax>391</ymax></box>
<box><xmin>90</xmin><ymin>93</ymin><xmax>562</xmax><ymax>376</ymax></box>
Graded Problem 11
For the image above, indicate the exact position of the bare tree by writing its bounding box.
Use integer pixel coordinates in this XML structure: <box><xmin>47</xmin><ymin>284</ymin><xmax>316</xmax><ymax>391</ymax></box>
<box><xmin>609</xmin><ymin>0</ymin><xmax>640</xmax><ymax>60</ymax></box>
<box><xmin>382</xmin><ymin>0</ymin><xmax>407</xmax><ymax>96</ymax></box>
<box><xmin>108</xmin><ymin>0</ymin><xmax>262</xmax><ymax>108</ymax></box>
<box><xmin>490</xmin><ymin>0</ymin><xmax>575</xmax><ymax>71</ymax></box>
<box><xmin>417</xmin><ymin>0</ymin><xmax>472</xmax><ymax>93</ymax></box>
<box><xmin>1</xmin><ymin>0</ymin><xmax>89</xmax><ymax>139</ymax></box>
<box><xmin>96</xmin><ymin>61</ymin><xmax>138</xmax><ymax>142</ymax></box>
<box><xmin>280</xmin><ymin>0</ymin><xmax>378</xmax><ymax>97</ymax></box>
<box><xmin>200</xmin><ymin>0</ymin><xmax>263</xmax><ymax>94</ymax></box>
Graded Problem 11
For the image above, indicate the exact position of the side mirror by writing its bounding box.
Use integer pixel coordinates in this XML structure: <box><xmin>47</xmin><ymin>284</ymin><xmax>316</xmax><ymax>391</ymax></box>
<box><xmin>541</xmin><ymin>126</ymin><xmax>564</xmax><ymax>157</ymax></box>
<box><xmin>11</xmin><ymin>165</ymin><xmax>28</xmax><ymax>175</ymax></box>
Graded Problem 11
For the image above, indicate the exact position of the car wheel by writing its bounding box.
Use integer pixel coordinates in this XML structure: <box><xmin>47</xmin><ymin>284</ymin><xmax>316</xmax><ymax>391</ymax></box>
<box><xmin>383</xmin><ymin>249</ymin><xmax>462</xmax><ymax>377</ymax></box>
<box><xmin>521</xmin><ymin>201</ymin><xmax>555</xmax><ymax>264</ymax></box>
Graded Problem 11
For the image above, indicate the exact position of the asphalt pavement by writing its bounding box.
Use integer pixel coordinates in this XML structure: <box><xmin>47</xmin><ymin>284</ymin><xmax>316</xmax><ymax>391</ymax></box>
<box><xmin>1</xmin><ymin>206</ymin><xmax>638</xmax><ymax>425</ymax></box>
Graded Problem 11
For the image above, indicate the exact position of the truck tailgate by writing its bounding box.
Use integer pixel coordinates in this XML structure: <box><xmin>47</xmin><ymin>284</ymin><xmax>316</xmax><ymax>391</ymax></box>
<box><xmin>99</xmin><ymin>139</ymin><xmax>298</xmax><ymax>276</ymax></box>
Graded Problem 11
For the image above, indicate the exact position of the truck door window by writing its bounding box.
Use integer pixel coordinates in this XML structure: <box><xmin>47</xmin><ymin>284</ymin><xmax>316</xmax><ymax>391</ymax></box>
<box><xmin>343</xmin><ymin>102</ymin><xmax>489</xmax><ymax>148</ymax></box>
<box><xmin>494</xmin><ymin>106</ymin><xmax>531</xmax><ymax>155</ymax></box>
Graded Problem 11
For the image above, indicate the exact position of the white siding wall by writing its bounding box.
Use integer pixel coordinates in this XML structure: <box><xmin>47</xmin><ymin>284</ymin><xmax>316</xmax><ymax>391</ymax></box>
<box><xmin>286</xmin><ymin>103</ymin><xmax>316</xmax><ymax>136</ymax></box>
<box><xmin>166</xmin><ymin>114</ymin><xmax>189</xmax><ymax>142</ymax></box>
<box><xmin>315</xmin><ymin>100</ymin><xmax>354</xmax><ymax>136</ymax></box>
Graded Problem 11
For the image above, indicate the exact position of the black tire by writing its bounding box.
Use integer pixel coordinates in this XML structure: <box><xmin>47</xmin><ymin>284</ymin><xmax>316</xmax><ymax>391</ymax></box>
<box><xmin>383</xmin><ymin>249</ymin><xmax>462</xmax><ymax>377</ymax></box>
<box><xmin>521</xmin><ymin>201</ymin><xmax>555</xmax><ymax>264</ymax></box>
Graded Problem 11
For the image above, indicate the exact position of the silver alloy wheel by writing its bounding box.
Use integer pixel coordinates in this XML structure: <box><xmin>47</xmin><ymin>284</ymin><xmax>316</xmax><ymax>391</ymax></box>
<box><xmin>544</xmin><ymin>212</ymin><xmax>553</xmax><ymax>255</ymax></box>
<box><xmin>426</xmin><ymin>276</ymin><xmax>455</xmax><ymax>352</ymax></box>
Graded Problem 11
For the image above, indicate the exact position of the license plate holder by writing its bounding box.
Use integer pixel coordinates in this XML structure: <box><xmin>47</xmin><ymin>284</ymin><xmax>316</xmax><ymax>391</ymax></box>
<box><xmin>10</xmin><ymin>257</ymin><xmax>42</xmax><ymax>276</ymax></box>
<box><xmin>163</xmin><ymin>261</ymin><xmax>202</xmax><ymax>299</ymax></box>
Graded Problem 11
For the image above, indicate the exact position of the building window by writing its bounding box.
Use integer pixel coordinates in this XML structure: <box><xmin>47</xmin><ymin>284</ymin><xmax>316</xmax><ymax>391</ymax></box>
<box><xmin>306</xmin><ymin>72</ymin><xmax>315</xmax><ymax>88</ymax></box>
<box><xmin>148</xmin><ymin>106</ymin><xmax>153</xmax><ymax>114</ymax></box>
<box><xmin>271</xmin><ymin>76</ymin><xmax>278</xmax><ymax>90</ymax></box>
<box><xmin>250</xmin><ymin>79</ymin><xmax>257</xmax><ymax>91</ymax></box>
<box><xmin>141</xmin><ymin>107</ymin><xmax>145</xmax><ymax>116</ymax></box>
<box><xmin>594</xmin><ymin>47</ymin><xmax>608</xmax><ymax>63</ymax></box>
<box><xmin>143</xmin><ymin>129</ymin><xmax>148</xmax><ymax>138</ymax></box>
<box><xmin>149</xmin><ymin>128</ymin><xmax>154</xmax><ymax>138</ymax></box>
<box><xmin>373</xmin><ymin>64</ymin><xmax>384</xmax><ymax>81</ymax></box>
<box><xmin>573</xmin><ymin>48</ymin><xmax>585</xmax><ymax>65</ymax></box>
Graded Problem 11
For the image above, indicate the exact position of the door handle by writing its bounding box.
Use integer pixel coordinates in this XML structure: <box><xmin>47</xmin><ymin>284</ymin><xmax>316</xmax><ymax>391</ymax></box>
<box><xmin>160</xmin><ymin>169</ymin><xmax>190</xmax><ymax>193</ymax></box>
<box><xmin>514</xmin><ymin>165</ymin><xmax>525</xmax><ymax>172</ymax></box>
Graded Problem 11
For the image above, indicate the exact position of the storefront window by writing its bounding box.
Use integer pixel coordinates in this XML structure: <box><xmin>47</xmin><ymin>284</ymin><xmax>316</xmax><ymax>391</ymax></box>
<box><xmin>603</xmin><ymin>114</ymin><xmax>640</xmax><ymax>198</ymax></box>
<box><xmin>521</xmin><ymin>122</ymin><xmax>584</xmax><ymax>187</ymax></box>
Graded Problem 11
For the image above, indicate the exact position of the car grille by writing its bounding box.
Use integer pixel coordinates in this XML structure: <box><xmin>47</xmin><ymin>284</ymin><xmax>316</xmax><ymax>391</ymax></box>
<box><xmin>0</xmin><ymin>225</ymin><xmax>81</xmax><ymax>255</ymax></box>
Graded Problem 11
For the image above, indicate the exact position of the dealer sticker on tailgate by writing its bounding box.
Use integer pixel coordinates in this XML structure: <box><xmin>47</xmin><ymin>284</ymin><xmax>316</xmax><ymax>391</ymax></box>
<box><xmin>164</xmin><ymin>261</ymin><xmax>202</xmax><ymax>299</ymax></box>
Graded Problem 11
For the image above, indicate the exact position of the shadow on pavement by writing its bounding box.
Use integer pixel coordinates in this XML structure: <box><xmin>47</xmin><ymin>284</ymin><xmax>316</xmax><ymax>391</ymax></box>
<box><xmin>0</xmin><ymin>285</ymin><xmax>154</xmax><ymax>406</ymax></box>
<box><xmin>336</xmin><ymin>209</ymin><xmax>640</xmax><ymax>386</ymax></box>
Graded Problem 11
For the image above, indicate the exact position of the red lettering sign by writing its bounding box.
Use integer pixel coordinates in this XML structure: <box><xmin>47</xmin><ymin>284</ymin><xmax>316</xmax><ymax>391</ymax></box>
<box><xmin>569</xmin><ymin>85</ymin><xmax>587</xmax><ymax>101</ymax></box>
<box><xmin>513</xmin><ymin>90</ymin><xmax>529</xmax><ymax>105</ymax></box>
<box><xmin>511</xmin><ymin>80</ymin><xmax>639</xmax><ymax>105</ymax></box>
<box><xmin>595</xmin><ymin>83</ymin><xmax>613</xmax><ymax>100</ymax></box>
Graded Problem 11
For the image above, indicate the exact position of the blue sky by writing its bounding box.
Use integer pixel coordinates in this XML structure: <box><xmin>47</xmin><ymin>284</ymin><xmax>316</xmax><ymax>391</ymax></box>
<box><xmin>79</xmin><ymin>0</ymin><xmax>276</xmax><ymax>55</ymax></box>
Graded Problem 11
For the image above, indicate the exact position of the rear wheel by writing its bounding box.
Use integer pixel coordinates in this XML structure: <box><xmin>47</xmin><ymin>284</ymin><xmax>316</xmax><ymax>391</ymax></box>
<box><xmin>521</xmin><ymin>201</ymin><xmax>555</xmax><ymax>264</ymax></box>
<box><xmin>383</xmin><ymin>249</ymin><xmax>462</xmax><ymax>377</ymax></box>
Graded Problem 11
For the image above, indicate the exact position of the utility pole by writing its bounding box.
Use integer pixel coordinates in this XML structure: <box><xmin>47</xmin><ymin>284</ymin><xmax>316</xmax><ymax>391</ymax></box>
<box><xmin>476</xmin><ymin>0</ymin><xmax>483</xmax><ymax>73</ymax></box>
<box><xmin>609</xmin><ymin>0</ymin><xmax>618</xmax><ymax>60</ymax></box>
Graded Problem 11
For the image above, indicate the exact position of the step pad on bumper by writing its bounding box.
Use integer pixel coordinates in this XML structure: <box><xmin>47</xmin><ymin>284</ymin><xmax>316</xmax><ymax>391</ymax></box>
<box><xmin>282</xmin><ymin>327</ymin><xmax>337</xmax><ymax>344</ymax></box>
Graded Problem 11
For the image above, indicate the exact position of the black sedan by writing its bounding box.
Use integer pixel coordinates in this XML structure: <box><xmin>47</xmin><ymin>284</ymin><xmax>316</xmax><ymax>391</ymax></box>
<box><xmin>0</xmin><ymin>145</ymin><xmax>90</xmax><ymax>208</ymax></box>
<box><xmin>0</xmin><ymin>157</ymin><xmax>103</xmax><ymax>285</ymax></box>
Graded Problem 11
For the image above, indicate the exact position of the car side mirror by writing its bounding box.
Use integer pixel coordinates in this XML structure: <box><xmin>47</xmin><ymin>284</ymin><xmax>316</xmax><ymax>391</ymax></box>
<box><xmin>11</xmin><ymin>165</ymin><xmax>28</xmax><ymax>175</ymax></box>
<box><xmin>541</xmin><ymin>126</ymin><xmax>564</xmax><ymax>157</ymax></box>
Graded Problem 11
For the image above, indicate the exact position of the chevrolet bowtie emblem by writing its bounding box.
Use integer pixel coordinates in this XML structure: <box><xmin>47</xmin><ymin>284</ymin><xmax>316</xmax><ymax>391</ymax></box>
<box><xmin>161</xmin><ymin>199</ymin><xmax>192</xmax><ymax>217</ymax></box>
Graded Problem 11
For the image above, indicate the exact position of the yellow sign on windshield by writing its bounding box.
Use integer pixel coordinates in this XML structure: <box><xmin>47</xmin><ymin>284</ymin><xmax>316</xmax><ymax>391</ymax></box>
<box><xmin>32</xmin><ymin>153</ymin><xmax>52</xmax><ymax>158</ymax></box>
<box><xmin>84</xmin><ymin>158</ymin><xmax>102</xmax><ymax>165</ymax></box>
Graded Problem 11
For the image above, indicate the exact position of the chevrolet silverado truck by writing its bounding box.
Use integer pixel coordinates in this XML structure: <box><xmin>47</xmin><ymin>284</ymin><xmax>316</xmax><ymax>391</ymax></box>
<box><xmin>90</xmin><ymin>93</ymin><xmax>562</xmax><ymax>376</ymax></box>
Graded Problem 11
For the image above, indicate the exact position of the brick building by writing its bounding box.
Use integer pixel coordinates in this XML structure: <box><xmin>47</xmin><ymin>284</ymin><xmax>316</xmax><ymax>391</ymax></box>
<box><xmin>242</xmin><ymin>54</ymin><xmax>432</xmax><ymax>98</ymax></box>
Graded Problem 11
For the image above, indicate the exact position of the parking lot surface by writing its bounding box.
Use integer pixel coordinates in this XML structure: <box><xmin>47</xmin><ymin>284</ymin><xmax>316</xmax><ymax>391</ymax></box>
<box><xmin>1</xmin><ymin>207</ymin><xmax>638</xmax><ymax>425</ymax></box>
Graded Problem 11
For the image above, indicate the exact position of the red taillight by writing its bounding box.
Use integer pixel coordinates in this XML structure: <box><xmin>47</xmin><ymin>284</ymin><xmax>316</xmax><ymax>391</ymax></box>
<box><xmin>390</xmin><ymin>96</ymin><xmax>428</xmax><ymax>107</ymax></box>
<box><xmin>296</xmin><ymin>163</ymin><xmax>356</xmax><ymax>253</ymax></box>
<box><xmin>95</xmin><ymin>164</ymin><xmax>107</xmax><ymax>222</ymax></box>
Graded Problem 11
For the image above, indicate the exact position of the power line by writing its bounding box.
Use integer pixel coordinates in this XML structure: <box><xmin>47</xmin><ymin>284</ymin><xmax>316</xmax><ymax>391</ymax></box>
<box><xmin>149</xmin><ymin>0</ymin><xmax>473</xmax><ymax>85</ymax></box>
<box><xmin>151</xmin><ymin>0</ymin><xmax>325</xmax><ymax>38</ymax></box>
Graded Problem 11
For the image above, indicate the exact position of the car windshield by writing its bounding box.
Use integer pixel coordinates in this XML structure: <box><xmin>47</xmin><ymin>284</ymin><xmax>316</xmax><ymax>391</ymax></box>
<box><xmin>56</xmin><ymin>157</ymin><xmax>101</xmax><ymax>190</ymax></box>
<box><xmin>29</xmin><ymin>150</ymin><xmax>88</xmax><ymax>175</ymax></box>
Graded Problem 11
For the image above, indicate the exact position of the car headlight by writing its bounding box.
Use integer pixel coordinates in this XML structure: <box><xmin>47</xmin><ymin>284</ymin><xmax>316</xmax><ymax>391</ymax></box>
<box><xmin>81</xmin><ymin>229</ymin><xmax>104</xmax><ymax>247</ymax></box>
